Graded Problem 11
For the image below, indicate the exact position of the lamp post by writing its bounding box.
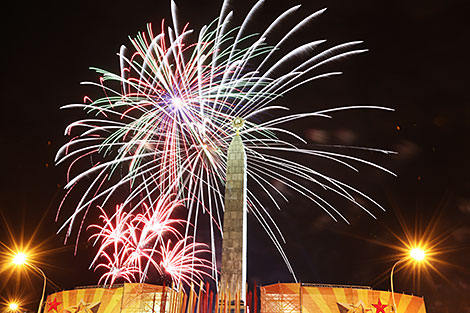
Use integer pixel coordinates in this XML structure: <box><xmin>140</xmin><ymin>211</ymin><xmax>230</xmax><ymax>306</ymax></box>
<box><xmin>390</xmin><ymin>247</ymin><xmax>426</xmax><ymax>313</ymax></box>
<box><xmin>12</xmin><ymin>252</ymin><xmax>47</xmax><ymax>313</ymax></box>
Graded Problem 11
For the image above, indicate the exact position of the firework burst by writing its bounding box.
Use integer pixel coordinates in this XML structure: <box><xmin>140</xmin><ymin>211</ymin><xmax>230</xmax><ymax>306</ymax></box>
<box><xmin>88</xmin><ymin>194</ymin><xmax>210</xmax><ymax>285</ymax></box>
<box><xmin>57</xmin><ymin>0</ymin><xmax>396</xmax><ymax>283</ymax></box>
<box><xmin>158</xmin><ymin>238</ymin><xmax>213</xmax><ymax>286</ymax></box>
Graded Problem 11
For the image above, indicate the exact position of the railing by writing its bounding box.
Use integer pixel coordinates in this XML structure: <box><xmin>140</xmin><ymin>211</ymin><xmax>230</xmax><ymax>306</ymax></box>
<box><xmin>74</xmin><ymin>283</ymin><xmax>125</xmax><ymax>290</ymax></box>
<box><xmin>300</xmin><ymin>282</ymin><xmax>371</xmax><ymax>290</ymax></box>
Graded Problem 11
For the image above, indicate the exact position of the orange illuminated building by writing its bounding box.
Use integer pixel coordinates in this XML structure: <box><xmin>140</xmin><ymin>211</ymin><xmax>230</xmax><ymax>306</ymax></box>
<box><xmin>44</xmin><ymin>284</ymin><xmax>167</xmax><ymax>313</ymax></box>
<box><xmin>260</xmin><ymin>283</ymin><xmax>426</xmax><ymax>313</ymax></box>
<box><xmin>44</xmin><ymin>282</ymin><xmax>426</xmax><ymax>313</ymax></box>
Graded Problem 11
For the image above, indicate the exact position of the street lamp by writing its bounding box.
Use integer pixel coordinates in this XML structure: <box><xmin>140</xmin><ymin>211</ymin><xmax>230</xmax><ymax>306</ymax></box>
<box><xmin>409</xmin><ymin>248</ymin><xmax>425</xmax><ymax>261</ymax></box>
<box><xmin>8</xmin><ymin>302</ymin><xmax>20</xmax><ymax>312</ymax></box>
<box><xmin>12</xmin><ymin>253</ymin><xmax>27</xmax><ymax>266</ymax></box>
<box><xmin>12</xmin><ymin>252</ymin><xmax>47</xmax><ymax>313</ymax></box>
<box><xmin>390</xmin><ymin>247</ymin><xmax>426</xmax><ymax>313</ymax></box>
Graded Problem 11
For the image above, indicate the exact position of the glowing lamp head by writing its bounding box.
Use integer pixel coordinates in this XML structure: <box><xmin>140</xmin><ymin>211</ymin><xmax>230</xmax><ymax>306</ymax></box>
<box><xmin>12</xmin><ymin>252</ymin><xmax>27</xmax><ymax>265</ymax></box>
<box><xmin>410</xmin><ymin>247</ymin><xmax>425</xmax><ymax>261</ymax></box>
<box><xmin>8</xmin><ymin>303</ymin><xmax>19</xmax><ymax>311</ymax></box>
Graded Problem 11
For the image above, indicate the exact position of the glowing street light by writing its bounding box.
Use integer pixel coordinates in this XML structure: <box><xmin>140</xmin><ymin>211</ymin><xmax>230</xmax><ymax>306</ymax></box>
<box><xmin>390</xmin><ymin>247</ymin><xmax>427</xmax><ymax>313</ymax></box>
<box><xmin>8</xmin><ymin>302</ymin><xmax>19</xmax><ymax>311</ymax></box>
<box><xmin>11</xmin><ymin>252</ymin><xmax>47</xmax><ymax>313</ymax></box>
<box><xmin>410</xmin><ymin>247</ymin><xmax>425</xmax><ymax>261</ymax></box>
<box><xmin>12</xmin><ymin>252</ymin><xmax>27</xmax><ymax>265</ymax></box>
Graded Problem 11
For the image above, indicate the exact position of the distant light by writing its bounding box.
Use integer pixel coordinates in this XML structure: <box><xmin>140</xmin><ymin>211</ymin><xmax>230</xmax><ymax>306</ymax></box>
<box><xmin>12</xmin><ymin>252</ymin><xmax>27</xmax><ymax>265</ymax></box>
<box><xmin>410</xmin><ymin>248</ymin><xmax>425</xmax><ymax>261</ymax></box>
<box><xmin>172</xmin><ymin>97</ymin><xmax>184</xmax><ymax>108</ymax></box>
<box><xmin>8</xmin><ymin>303</ymin><xmax>19</xmax><ymax>311</ymax></box>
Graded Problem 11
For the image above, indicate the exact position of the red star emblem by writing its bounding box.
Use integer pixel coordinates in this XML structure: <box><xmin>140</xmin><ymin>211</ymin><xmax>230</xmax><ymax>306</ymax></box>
<box><xmin>372</xmin><ymin>299</ymin><xmax>387</xmax><ymax>313</ymax></box>
<box><xmin>48</xmin><ymin>298</ymin><xmax>62</xmax><ymax>312</ymax></box>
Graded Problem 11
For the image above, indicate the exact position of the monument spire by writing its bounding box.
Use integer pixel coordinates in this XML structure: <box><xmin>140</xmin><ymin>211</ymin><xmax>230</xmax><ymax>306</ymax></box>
<box><xmin>220</xmin><ymin>117</ymin><xmax>247</xmax><ymax>301</ymax></box>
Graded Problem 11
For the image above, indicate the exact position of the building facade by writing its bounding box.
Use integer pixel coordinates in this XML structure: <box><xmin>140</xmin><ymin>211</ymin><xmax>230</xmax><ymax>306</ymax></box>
<box><xmin>260</xmin><ymin>283</ymin><xmax>426</xmax><ymax>313</ymax></box>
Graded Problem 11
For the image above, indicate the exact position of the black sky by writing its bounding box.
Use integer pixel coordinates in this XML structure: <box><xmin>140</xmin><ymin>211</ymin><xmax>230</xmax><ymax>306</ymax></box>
<box><xmin>1</xmin><ymin>0</ymin><xmax>469</xmax><ymax>312</ymax></box>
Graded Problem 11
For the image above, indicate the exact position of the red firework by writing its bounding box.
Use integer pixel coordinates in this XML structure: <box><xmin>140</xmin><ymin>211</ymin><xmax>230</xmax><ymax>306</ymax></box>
<box><xmin>159</xmin><ymin>237</ymin><xmax>213</xmax><ymax>286</ymax></box>
<box><xmin>88</xmin><ymin>194</ymin><xmax>213</xmax><ymax>286</ymax></box>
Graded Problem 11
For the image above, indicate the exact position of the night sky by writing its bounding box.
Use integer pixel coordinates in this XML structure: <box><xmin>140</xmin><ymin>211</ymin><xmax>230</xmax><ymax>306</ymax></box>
<box><xmin>1</xmin><ymin>0</ymin><xmax>469</xmax><ymax>312</ymax></box>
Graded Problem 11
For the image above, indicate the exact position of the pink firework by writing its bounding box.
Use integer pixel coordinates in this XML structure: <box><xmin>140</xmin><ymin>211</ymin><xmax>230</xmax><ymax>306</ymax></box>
<box><xmin>88</xmin><ymin>204</ymin><xmax>133</xmax><ymax>267</ymax></box>
<box><xmin>159</xmin><ymin>237</ymin><xmax>213</xmax><ymax>286</ymax></box>
<box><xmin>88</xmin><ymin>193</ymin><xmax>213</xmax><ymax>286</ymax></box>
<box><xmin>121</xmin><ymin>221</ymin><xmax>160</xmax><ymax>280</ymax></box>
<box><xmin>133</xmin><ymin>193</ymin><xmax>186</xmax><ymax>246</ymax></box>
<box><xmin>95</xmin><ymin>250</ymin><xmax>140</xmax><ymax>286</ymax></box>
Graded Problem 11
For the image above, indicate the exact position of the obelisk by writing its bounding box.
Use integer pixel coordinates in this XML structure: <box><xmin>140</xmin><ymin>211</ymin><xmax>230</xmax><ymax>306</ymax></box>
<box><xmin>220</xmin><ymin>117</ymin><xmax>247</xmax><ymax>301</ymax></box>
